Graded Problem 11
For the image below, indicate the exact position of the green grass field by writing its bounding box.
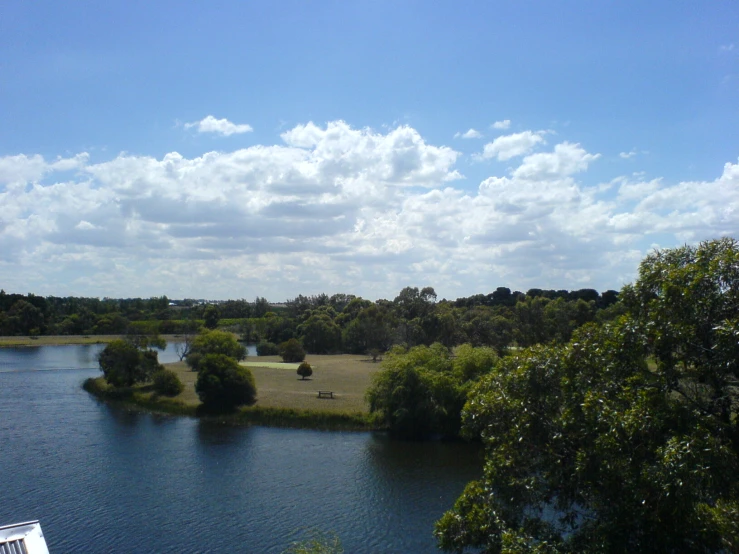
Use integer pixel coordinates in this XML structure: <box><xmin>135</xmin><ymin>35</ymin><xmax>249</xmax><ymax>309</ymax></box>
<box><xmin>165</xmin><ymin>354</ymin><xmax>383</xmax><ymax>415</ymax></box>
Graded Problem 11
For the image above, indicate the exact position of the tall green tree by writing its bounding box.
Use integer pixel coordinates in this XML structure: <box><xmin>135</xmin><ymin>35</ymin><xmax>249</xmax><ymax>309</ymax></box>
<box><xmin>186</xmin><ymin>329</ymin><xmax>247</xmax><ymax>371</ymax></box>
<box><xmin>98</xmin><ymin>339</ymin><xmax>163</xmax><ymax>387</ymax></box>
<box><xmin>366</xmin><ymin>343</ymin><xmax>474</xmax><ymax>439</ymax></box>
<box><xmin>342</xmin><ymin>304</ymin><xmax>394</xmax><ymax>354</ymax></box>
<box><xmin>435</xmin><ymin>239</ymin><xmax>739</xmax><ymax>553</ymax></box>
<box><xmin>298</xmin><ymin>311</ymin><xmax>342</xmax><ymax>354</ymax></box>
<box><xmin>203</xmin><ymin>304</ymin><xmax>220</xmax><ymax>329</ymax></box>
<box><xmin>195</xmin><ymin>353</ymin><xmax>257</xmax><ymax>411</ymax></box>
<box><xmin>623</xmin><ymin>237</ymin><xmax>739</xmax><ymax>448</ymax></box>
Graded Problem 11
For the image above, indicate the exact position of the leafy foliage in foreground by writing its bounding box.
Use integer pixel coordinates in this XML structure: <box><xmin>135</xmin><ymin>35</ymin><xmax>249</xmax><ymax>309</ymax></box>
<box><xmin>435</xmin><ymin>238</ymin><xmax>739</xmax><ymax>553</ymax></box>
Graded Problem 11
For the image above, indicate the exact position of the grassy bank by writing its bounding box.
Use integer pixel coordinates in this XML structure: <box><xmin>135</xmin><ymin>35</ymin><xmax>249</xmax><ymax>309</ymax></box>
<box><xmin>0</xmin><ymin>334</ymin><xmax>184</xmax><ymax>347</ymax></box>
<box><xmin>84</xmin><ymin>354</ymin><xmax>384</xmax><ymax>431</ymax></box>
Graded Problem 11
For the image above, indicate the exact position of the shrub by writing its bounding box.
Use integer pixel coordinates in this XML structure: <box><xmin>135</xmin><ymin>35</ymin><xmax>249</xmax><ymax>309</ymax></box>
<box><xmin>152</xmin><ymin>368</ymin><xmax>184</xmax><ymax>396</ymax></box>
<box><xmin>256</xmin><ymin>341</ymin><xmax>279</xmax><ymax>356</ymax></box>
<box><xmin>297</xmin><ymin>361</ymin><xmax>313</xmax><ymax>380</ymax></box>
<box><xmin>195</xmin><ymin>353</ymin><xmax>257</xmax><ymax>411</ymax></box>
<box><xmin>279</xmin><ymin>338</ymin><xmax>306</xmax><ymax>363</ymax></box>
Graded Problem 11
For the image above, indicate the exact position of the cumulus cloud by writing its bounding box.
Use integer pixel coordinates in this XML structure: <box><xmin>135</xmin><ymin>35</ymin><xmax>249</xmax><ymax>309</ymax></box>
<box><xmin>491</xmin><ymin>119</ymin><xmax>511</xmax><ymax>130</ymax></box>
<box><xmin>454</xmin><ymin>128</ymin><xmax>483</xmax><ymax>139</ymax></box>
<box><xmin>1</xmin><ymin>120</ymin><xmax>737</xmax><ymax>299</ymax></box>
<box><xmin>0</xmin><ymin>153</ymin><xmax>88</xmax><ymax>186</ymax></box>
<box><xmin>184</xmin><ymin>115</ymin><xmax>253</xmax><ymax>136</ymax></box>
<box><xmin>482</xmin><ymin>130</ymin><xmax>546</xmax><ymax>160</ymax></box>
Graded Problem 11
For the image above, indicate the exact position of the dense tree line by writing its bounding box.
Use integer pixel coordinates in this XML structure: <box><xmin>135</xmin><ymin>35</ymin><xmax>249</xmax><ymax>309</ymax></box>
<box><xmin>0</xmin><ymin>287</ymin><xmax>622</xmax><ymax>358</ymax></box>
<box><xmin>240</xmin><ymin>287</ymin><xmax>622</xmax><ymax>356</ymax></box>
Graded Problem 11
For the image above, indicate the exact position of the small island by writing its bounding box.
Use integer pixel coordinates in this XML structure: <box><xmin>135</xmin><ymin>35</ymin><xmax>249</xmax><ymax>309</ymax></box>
<box><xmin>84</xmin><ymin>334</ymin><xmax>382</xmax><ymax>430</ymax></box>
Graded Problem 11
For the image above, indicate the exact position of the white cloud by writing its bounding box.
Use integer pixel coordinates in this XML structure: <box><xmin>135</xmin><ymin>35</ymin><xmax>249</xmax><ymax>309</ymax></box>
<box><xmin>75</xmin><ymin>220</ymin><xmax>99</xmax><ymax>230</ymax></box>
<box><xmin>619</xmin><ymin>149</ymin><xmax>637</xmax><ymax>159</ymax></box>
<box><xmin>1</xmin><ymin>120</ymin><xmax>737</xmax><ymax>300</ymax></box>
<box><xmin>482</xmin><ymin>130</ymin><xmax>546</xmax><ymax>160</ymax></box>
<box><xmin>512</xmin><ymin>142</ymin><xmax>600</xmax><ymax>180</ymax></box>
<box><xmin>719</xmin><ymin>43</ymin><xmax>735</xmax><ymax>53</ymax></box>
<box><xmin>0</xmin><ymin>153</ymin><xmax>88</xmax><ymax>186</ymax></box>
<box><xmin>454</xmin><ymin>128</ymin><xmax>483</xmax><ymax>139</ymax></box>
<box><xmin>184</xmin><ymin>115</ymin><xmax>253</xmax><ymax>136</ymax></box>
<box><xmin>491</xmin><ymin>119</ymin><xmax>511</xmax><ymax>130</ymax></box>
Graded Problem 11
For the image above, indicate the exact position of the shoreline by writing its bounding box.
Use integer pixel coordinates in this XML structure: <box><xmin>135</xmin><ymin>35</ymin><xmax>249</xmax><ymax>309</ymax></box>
<box><xmin>83</xmin><ymin>376</ymin><xmax>380</xmax><ymax>431</ymax></box>
<box><xmin>0</xmin><ymin>334</ymin><xmax>185</xmax><ymax>348</ymax></box>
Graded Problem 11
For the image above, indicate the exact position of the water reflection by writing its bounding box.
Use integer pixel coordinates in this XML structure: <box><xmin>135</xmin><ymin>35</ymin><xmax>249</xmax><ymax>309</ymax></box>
<box><xmin>0</xmin><ymin>346</ymin><xmax>482</xmax><ymax>553</ymax></box>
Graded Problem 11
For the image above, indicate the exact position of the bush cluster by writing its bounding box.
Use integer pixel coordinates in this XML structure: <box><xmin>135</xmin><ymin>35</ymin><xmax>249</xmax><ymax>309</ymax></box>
<box><xmin>195</xmin><ymin>353</ymin><xmax>257</xmax><ymax>412</ymax></box>
<box><xmin>256</xmin><ymin>340</ymin><xmax>279</xmax><ymax>356</ymax></box>
<box><xmin>152</xmin><ymin>368</ymin><xmax>184</xmax><ymax>396</ymax></box>
<box><xmin>279</xmin><ymin>338</ymin><xmax>306</xmax><ymax>362</ymax></box>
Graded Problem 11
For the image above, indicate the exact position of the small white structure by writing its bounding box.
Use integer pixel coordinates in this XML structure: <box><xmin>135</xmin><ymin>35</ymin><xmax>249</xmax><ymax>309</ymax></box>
<box><xmin>0</xmin><ymin>521</ymin><xmax>50</xmax><ymax>554</ymax></box>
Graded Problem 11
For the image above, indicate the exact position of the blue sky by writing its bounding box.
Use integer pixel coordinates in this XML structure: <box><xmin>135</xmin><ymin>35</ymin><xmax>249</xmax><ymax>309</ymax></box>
<box><xmin>1</xmin><ymin>1</ymin><xmax>738</xmax><ymax>300</ymax></box>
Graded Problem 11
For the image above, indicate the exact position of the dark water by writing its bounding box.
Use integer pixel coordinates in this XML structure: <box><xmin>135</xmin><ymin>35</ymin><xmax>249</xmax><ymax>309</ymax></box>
<box><xmin>0</xmin><ymin>345</ymin><xmax>481</xmax><ymax>553</ymax></box>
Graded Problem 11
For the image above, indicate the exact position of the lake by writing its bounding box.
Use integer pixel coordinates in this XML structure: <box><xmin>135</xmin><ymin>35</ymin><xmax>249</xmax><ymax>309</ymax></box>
<box><xmin>0</xmin><ymin>344</ymin><xmax>481</xmax><ymax>553</ymax></box>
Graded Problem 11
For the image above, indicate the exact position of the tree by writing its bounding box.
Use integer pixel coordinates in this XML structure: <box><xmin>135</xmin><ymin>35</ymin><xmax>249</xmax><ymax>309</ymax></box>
<box><xmin>623</xmin><ymin>237</ymin><xmax>739</xmax><ymax>448</ymax></box>
<box><xmin>253</xmin><ymin>296</ymin><xmax>270</xmax><ymax>317</ymax></box>
<box><xmin>256</xmin><ymin>341</ymin><xmax>279</xmax><ymax>356</ymax></box>
<box><xmin>366</xmin><ymin>343</ymin><xmax>468</xmax><ymax>439</ymax></box>
<box><xmin>297</xmin><ymin>361</ymin><xmax>313</xmax><ymax>380</ymax></box>
<box><xmin>186</xmin><ymin>330</ymin><xmax>247</xmax><ymax>371</ymax></box>
<box><xmin>152</xmin><ymin>368</ymin><xmax>184</xmax><ymax>396</ymax></box>
<box><xmin>298</xmin><ymin>312</ymin><xmax>342</xmax><ymax>354</ymax></box>
<box><xmin>195</xmin><ymin>353</ymin><xmax>257</xmax><ymax>411</ymax></box>
<box><xmin>125</xmin><ymin>328</ymin><xmax>167</xmax><ymax>351</ymax></box>
<box><xmin>513</xmin><ymin>295</ymin><xmax>549</xmax><ymax>347</ymax></box>
<box><xmin>393</xmin><ymin>286</ymin><xmax>436</xmax><ymax>321</ymax></box>
<box><xmin>342</xmin><ymin>304</ymin><xmax>394</xmax><ymax>354</ymax></box>
<box><xmin>203</xmin><ymin>304</ymin><xmax>220</xmax><ymax>329</ymax></box>
<box><xmin>174</xmin><ymin>327</ymin><xmax>197</xmax><ymax>361</ymax></box>
<box><xmin>452</xmin><ymin>343</ymin><xmax>497</xmax><ymax>382</ymax></box>
<box><xmin>279</xmin><ymin>338</ymin><xmax>306</xmax><ymax>363</ymax></box>
<box><xmin>98</xmin><ymin>339</ymin><xmax>163</xmax><ymax>387</ymax></box>
<box><xmin>2</xmin><ymin>299</ymin><xmax>45</xmax><ymax>335</ymax></box>
<box><xmin>435</xmin><ymin>239</ymin><xmax>739</xmax><ymax>553</ymax></box>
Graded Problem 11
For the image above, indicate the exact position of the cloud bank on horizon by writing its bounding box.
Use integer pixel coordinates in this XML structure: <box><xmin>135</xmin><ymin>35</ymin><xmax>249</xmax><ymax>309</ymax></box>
<box><xmin>1</xmin><ymin>119</ymin><xmax>737</xmax><ymax>301</ymax></box>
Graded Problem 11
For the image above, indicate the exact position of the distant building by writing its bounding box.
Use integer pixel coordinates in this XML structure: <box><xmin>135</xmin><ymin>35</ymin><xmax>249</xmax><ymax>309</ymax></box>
<box><xmin>0</xmin><ymin>521</ymin><xmax>50</xmax><ymax>553</ymax></box>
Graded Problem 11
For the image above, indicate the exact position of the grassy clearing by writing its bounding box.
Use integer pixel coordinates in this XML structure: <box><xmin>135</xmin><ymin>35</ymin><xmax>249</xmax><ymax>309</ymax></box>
<box><xmin>167</xmin><ymin>354</ymin><xmax>383</xmax><ymax>414</ymax></box>
<box><xmin>85</xmin><ymin>354</ymin><xmax>385</xmax><ymax>430</ymax></box>
<box><xmin>0</xmin><ymin>334</ymin><xmax>184</xmax><ymax>347</ymax></box>
<box><xmin>241</xmin><ymin>361</ymin><xmax>300</xmax><ymax>370</ymax></box>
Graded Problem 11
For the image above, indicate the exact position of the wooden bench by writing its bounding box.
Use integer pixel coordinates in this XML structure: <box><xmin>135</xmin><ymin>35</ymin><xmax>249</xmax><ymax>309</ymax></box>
<box><xmin>317</xmin><ymin>390</ymin><xmax>334</xmax><ymax>399</ymax></box>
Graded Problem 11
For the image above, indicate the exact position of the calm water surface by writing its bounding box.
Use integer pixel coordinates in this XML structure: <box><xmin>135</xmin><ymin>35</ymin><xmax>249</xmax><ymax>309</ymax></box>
<box><xmin>0</xmin><ymin>345</ymin><xmax>481</xmax><ymax>553</ymax></box>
